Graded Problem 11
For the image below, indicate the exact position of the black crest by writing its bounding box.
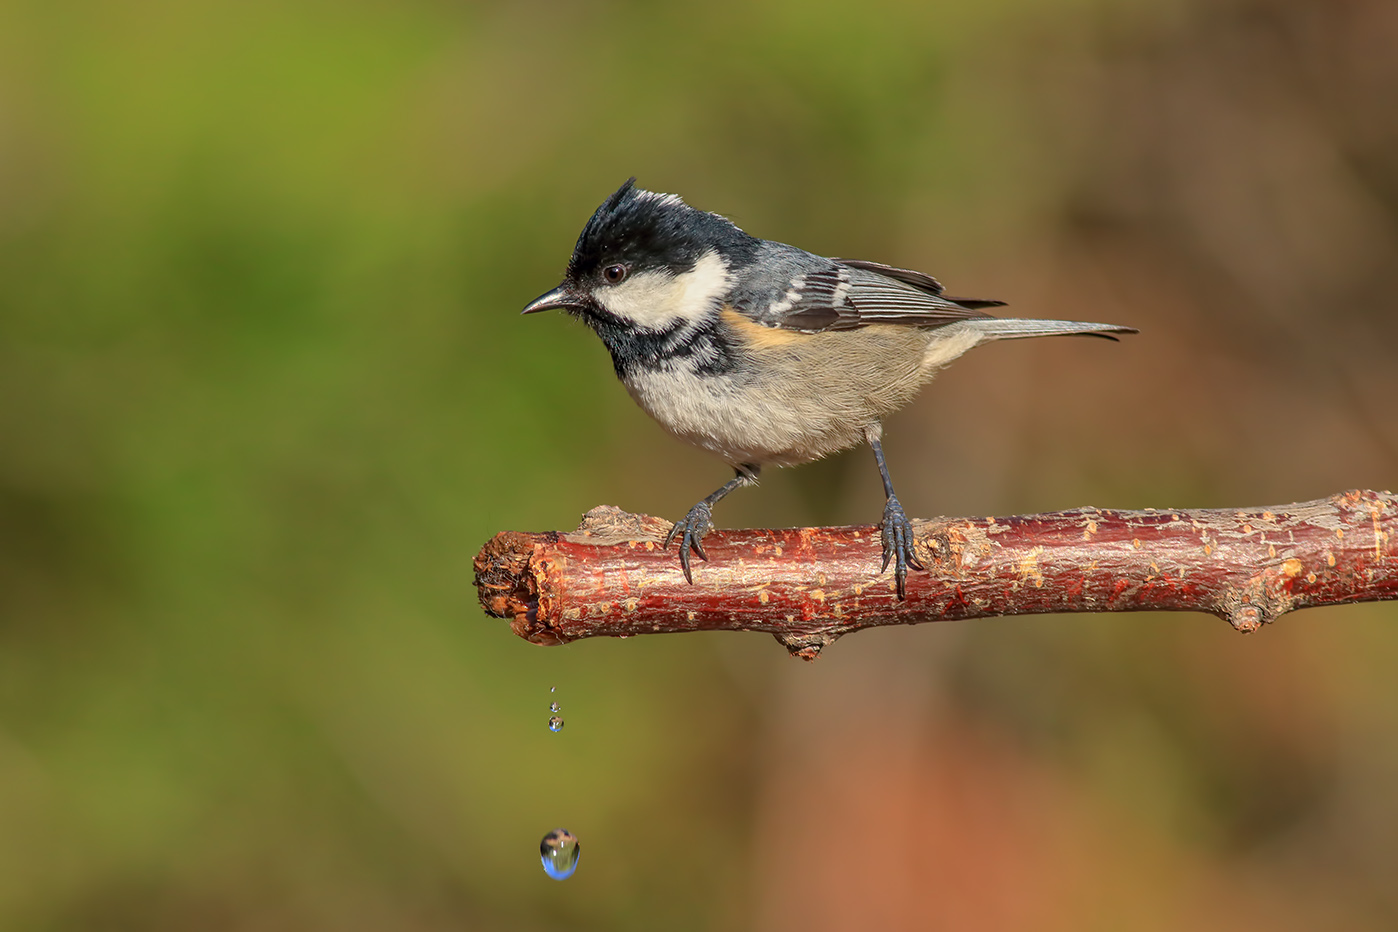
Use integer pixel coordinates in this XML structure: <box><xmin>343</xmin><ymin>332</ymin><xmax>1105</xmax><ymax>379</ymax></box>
<box><xmin>567</xmin><ymin>179</ymin><xmax>758</xmax><ymax>279</ymax></box>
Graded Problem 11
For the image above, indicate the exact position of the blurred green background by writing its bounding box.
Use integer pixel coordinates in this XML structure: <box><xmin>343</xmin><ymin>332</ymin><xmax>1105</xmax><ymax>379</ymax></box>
<box><xmin>3</xmin><ymin>0</ymin><xmax>1397</xmax><ymax>928</ymax></box>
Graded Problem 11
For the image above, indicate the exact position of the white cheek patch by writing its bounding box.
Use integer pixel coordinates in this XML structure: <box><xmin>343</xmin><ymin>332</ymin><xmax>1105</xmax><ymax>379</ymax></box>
<box><xmin>596</xmin><ymin>249</ymin><xmax>731</xmax><ymax>330</ymax></box>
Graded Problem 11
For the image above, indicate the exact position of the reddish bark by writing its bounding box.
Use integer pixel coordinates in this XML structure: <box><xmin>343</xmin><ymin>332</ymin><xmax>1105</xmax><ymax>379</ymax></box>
<box><xmin>474</xmin><ymin>489</ymin><xmax>1398</xmax><ymax>659</ymax></box>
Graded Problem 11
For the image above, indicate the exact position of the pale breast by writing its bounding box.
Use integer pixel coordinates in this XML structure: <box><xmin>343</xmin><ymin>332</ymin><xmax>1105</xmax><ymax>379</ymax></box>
<box><xmin>622</xmin><ymin>320</ymin><xmax>939</xmax><ymax>468</ymax></box>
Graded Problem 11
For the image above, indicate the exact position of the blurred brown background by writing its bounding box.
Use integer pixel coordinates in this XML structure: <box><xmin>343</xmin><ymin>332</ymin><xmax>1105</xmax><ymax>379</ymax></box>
<box><xmin>1</xmin><ymin>0</ymin><xmax>1396</xmax><ymax>928</ymax></box>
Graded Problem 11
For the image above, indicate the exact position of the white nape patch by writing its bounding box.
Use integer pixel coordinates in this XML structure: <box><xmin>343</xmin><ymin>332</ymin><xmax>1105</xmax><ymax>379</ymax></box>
<box><xmin>766</xmin><ymin>277</ymin><xmax>805</xmax><ymax>316</ymax></box>
<box><xmin>595</xmin><ymin>249</ymin><xmax>731</xmax><ymax>330</ymax></box>
<box><xmin>635</xmin><ymin>189</ymin><xmax>686</xmax><ymax>211</ymax></box>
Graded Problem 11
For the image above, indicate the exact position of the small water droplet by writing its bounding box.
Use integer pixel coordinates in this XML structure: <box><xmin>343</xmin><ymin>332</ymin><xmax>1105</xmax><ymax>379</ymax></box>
<box><xmin>549</xmin><ymin>701</ymin><xmax>560</xmax><ymax>713</ymax></box>
<box><xmin>547</xmin><ymin>716</ymin><xmax>564</xmax><ymax>733</ymax></box>
<box><xmin>550</xmin><ymin>685</ymin><xmax>556</xmax><ymax>693</ymax></box>
<box><xmin>540</xmin><ymin>828</ymin><xmax>580</xmax><ymax>880</ymax></box>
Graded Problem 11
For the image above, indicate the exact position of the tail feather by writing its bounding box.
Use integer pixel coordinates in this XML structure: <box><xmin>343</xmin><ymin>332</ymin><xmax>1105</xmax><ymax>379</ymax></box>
<box><xmin>963</xmin><ymin>318</ymin><xmax>1138</xmax><ymax>342</ymax></box>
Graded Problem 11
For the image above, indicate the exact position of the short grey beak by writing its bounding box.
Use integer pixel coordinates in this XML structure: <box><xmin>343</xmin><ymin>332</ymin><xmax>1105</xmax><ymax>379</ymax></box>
<box><xmin>521</xmin><ymin>283</ymin><xmax>584</xmax><ymax>315</ymax></box>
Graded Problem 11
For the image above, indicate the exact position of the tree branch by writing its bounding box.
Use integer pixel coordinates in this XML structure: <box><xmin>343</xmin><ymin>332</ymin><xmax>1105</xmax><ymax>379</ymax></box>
<box><xmin>474</xmin><ymin>489</ymin><xmax>1397</xmax><ymax>659</ymax></box>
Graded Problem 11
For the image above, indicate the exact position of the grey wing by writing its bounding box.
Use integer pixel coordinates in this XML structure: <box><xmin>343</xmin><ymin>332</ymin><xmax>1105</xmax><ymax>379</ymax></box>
<box><xmin>733</xmin><ymin>252</ymin><xmax>1004</xmax><ymax>333</ymax></box>
<box><xmin>836</xmin><ymin>258</ymin><xmax>1008</xmax><ymax>311</ymax></box>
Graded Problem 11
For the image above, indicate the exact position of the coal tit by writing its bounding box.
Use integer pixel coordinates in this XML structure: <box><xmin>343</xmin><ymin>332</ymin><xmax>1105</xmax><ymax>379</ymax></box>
<box><xmin>523</xmin><ymin>179</ymin><xmax>1135</xmax><ymax>597</ymax></box>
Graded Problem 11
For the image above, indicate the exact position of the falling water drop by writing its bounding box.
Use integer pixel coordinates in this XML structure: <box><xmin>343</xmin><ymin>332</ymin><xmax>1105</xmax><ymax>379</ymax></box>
<box><xmin>540</xmin><ymin>828</ymin><xmax>580</xmax><ymax>880</ymax></box>
<box><xmin>549</xmin><ymin>701</ymin><xmax>560</xmax><ymax>713</ymax></box>
<box><xmin>547</xmin><ymin>715</ymin><xmax>564</xmax><ymax>733</ymax></box>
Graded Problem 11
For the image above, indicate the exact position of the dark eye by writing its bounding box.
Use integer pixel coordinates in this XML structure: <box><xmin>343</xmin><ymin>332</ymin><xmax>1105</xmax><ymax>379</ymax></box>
<box><xmin>602</xmin><ymin>264</ymin><xmax>628</xmax><ymax>284</ymax></box>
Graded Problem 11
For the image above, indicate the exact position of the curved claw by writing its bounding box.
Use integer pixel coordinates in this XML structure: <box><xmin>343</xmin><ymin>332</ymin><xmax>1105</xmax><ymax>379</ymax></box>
<box><xmin>879</xmin><ymin>495</ymin><xmax>925</xmax><ymax>599</ymax></box>
<box><xmin>665</xmin><ymin>501</ymin><xmax>714</xmax><ymax>584</ymax></box>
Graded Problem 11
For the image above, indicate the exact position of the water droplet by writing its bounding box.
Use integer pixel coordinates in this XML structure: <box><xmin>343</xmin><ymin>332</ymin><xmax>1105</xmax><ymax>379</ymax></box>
<box><xmin>549</xmin><ymin>701</ymin><xmax>560</xmax><ymax>713</ymax></box>
<box><xmin>540</xmin><ymin>828</ymin><xmax>580</xmax><ymax>880</ymax></box>
<box><xmin>547</xmin><ymin>716</ymin><xmax>564</xmax><ymax>733</ymax></box>
<box><xmin>550</xmin><ymin>685</ymin><xmax>556</xmax><ymax>693</ymax></box>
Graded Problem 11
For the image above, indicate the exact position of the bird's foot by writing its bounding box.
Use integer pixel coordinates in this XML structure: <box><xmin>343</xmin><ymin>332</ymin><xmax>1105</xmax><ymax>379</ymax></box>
<box><xmin>665</xmin><ymin>501</ymin><xmax>714</xmax><ymax>584</ymax></box>
<box><xmin>879</xmin><ymin>495</ymin><xmax>925</xmax><ymax>600</ymax></box>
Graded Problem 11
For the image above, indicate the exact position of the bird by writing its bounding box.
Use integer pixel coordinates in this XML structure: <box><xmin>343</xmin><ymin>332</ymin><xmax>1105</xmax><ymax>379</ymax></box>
<box><xmin>522</xmin><ymin>179</ymin><xmax>1136</xmax><ymax>597</ymax></box>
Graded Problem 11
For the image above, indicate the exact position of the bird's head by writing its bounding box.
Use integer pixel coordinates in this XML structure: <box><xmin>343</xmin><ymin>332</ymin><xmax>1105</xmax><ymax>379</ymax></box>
<box><xmin>522</xmin><ymin>179</ymin><xmax>757</xmax><ymax>331</ymax></box>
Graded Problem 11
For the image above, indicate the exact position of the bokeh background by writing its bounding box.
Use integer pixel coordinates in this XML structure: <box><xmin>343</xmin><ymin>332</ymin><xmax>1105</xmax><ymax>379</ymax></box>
<box><xmin>3</xmin><ymin>0</ymin><xmax>1397</xmax><ymax>928</ymax></box>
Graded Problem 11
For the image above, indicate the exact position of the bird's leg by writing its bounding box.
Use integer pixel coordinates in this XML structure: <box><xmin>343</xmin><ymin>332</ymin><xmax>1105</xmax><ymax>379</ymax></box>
<box><xmin>665</xmin><ymin>465</ymin><xmax>759</xmax><ymax>584</ymax></box>
<box><xmin>865</xmin><ymin>424</ymin><xmax>924</xmax><ymax>599</ymax></box>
